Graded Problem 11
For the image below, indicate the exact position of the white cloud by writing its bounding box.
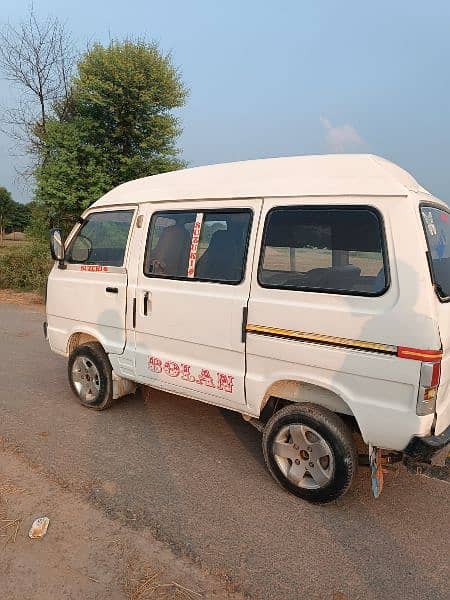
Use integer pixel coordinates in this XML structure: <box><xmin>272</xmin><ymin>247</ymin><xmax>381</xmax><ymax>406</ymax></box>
<box><xmin>320</xmin><ymin>116</ymin><xmax>365</xmax><ymax>152</ymax></box>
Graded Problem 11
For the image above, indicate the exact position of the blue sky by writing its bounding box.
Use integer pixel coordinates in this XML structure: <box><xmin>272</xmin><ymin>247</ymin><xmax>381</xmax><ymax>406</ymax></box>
<box><xmin>1</xmin><ymin>0</ymin><xmax>450</xmax><ymax>203</ymax></box>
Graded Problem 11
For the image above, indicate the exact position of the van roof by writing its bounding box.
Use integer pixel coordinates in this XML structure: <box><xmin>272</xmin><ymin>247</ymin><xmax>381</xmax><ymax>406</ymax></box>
<box><xmin>91</xmin><ymin>154</ymin><xmax>431</xmax><ymax>208</ymax></box>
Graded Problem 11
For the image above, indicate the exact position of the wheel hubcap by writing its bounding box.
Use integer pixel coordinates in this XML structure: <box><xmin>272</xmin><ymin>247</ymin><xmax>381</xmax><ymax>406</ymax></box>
<box><xmin>72</xmin><ymin>356</ymin><xmax>101</xmax><ymax>403</ymax></box>
<box><xmin>273</xmin><ymin>424</ymin><xmax>334</xmax><ymax>489</ymax></box>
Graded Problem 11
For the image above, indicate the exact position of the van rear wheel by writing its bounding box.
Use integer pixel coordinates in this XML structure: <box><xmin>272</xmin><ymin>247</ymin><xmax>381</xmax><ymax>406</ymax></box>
<box><xmin>68</xmin><ymin>342</ymin><xmax>114</xmax><ymax>410</ymax></box>
<box><xmin>262</xmin><ymin>403</ymin><xmax>357</xmax><ymax>503</ymax></box>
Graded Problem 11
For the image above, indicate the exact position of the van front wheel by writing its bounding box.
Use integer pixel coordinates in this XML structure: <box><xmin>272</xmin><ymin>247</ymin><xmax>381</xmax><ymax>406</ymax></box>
<box><xmin>68</xmin><ymin>342</ymin><xmax>114</xmax><ymax>410</ymax></box>
<box><xmin>262</xmin><ymin>403</ymin><xmax>357</xmax><ymax>504</ymax></box>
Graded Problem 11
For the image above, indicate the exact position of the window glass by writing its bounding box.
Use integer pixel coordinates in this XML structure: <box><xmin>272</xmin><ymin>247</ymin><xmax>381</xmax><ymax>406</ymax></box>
<box><xmin>421</xmin><ymin>206</ymin><xmax>450</xmax><ymax>300</ymax></box>
<box><xmin>66</xmin><ymin>210</ymin><xmax>133</xmax><ymax>266</ymax></box>
<box><xmin>145</xmin><ymin>212</ymin><xmax>196</xmax><ymax>277</ymax></box>
<box><xmin>259</xmin><ymin>207</ymin><xmax>387</xmax><ymax>295</ymax></box>
<box><xmin>195</xmin><ymin>212</ymin><xmax>251</xmax><ymax>282</ymax></box>
<box><xmin>144</xmin><ymin>210</ymin><xmax>252</xmax><ymax>283</ymax></box>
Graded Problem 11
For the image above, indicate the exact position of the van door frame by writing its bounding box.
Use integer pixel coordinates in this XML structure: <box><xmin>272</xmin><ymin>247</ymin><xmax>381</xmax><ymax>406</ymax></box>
<box><xmin>60</xmin><ymin>203</ymin><xmax>138</xmax><ymax>356</ymax></box>
<box><xmin>130</xmin><ymin>198</ymin><xmax>263</xmax><ymax>411</ymax></box>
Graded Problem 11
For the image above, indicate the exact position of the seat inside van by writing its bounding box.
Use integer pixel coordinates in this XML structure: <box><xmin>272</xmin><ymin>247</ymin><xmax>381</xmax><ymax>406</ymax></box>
<box><xmin>302</xmin><ymin>265</ymin><xmax>361</xmax><ymax>289</ymax></box>
<box><xmin>195</xmin><ymin>230</ymin><xmax>242</xmax><ymax>281</ymax></box>
<box><xmin>195</xmin><ymin>214</ymin><xmax>248</xmax><ymax>282</ymax></box>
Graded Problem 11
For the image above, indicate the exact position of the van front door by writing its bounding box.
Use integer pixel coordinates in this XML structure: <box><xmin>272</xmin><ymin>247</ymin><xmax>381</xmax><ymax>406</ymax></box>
<box><xmin>134</xmin><ymin>200</ymin><xmax>262</xmax><ymax>409</ymax></box>
<box><xmin>47</xmin><ymin>208</ymin><xmax>136</xmax><ymax>355</ymax></box>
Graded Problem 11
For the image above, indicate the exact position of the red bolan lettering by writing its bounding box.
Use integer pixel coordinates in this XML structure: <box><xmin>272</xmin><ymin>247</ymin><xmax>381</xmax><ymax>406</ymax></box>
<box><xmin>146</xmin><ymin>355</ymin><xmax>233</xmax><ymax>393</ymax></box>
<box><xmin>217</xmin><ymin>372</ymin><xmax>234</xmax><ymax>393</ymax></box>
<box><xmin>196</xmin><ymin>368</ymin><xmax>215</xmax><ymax>388</ymax></box>
<box><xmin>148</xmin><ymin>356</ymin><xmax>162</xmax><ymax>373</ymax></box>
<box><xmin>164</xmin><ymin>360</ymin><xmax>180</xmax><ymax>377</ymax></box>
<box><xmin>180</xmin><ymin>363</ymin><xmax>196</xmax><ymax>382</ymax></box>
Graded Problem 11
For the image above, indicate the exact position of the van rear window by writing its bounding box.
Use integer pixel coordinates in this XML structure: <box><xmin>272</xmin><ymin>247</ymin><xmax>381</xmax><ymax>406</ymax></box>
<box><xmin>258</xmin><ymin>206</ymin><xmax>388</xmax><ymax>296</ymax></box>
<box><xmin>421</xmin><ymin>206</ymin><xmax>450</xmax><ymax>301</ymax></box>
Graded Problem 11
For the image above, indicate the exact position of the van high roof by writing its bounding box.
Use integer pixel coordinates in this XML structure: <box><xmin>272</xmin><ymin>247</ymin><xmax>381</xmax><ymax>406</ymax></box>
<box><xmin>92</xmin><ymin>154</ymin><xmax>431</xmax><ymax>208</ymax></box>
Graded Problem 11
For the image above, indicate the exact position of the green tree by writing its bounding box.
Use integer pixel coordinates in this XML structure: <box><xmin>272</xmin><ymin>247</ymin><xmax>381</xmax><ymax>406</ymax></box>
<box><xmin>34</xmin><ymin>118</ymin><xmax>112</xmax><ymax>237</ymax></box>
<box><xmin>74</xmin><ymin>40</ymin><xmax>188</xmax><ymax>183</ymax></box>
<box><xmin>34</xmin><ymin>39</ymin><xmax>187</xmax><ymax>236</ymax></box>
<box><xmin>9</xmin><ymin>201</ymin><xmax>32</xmax><ymax>232</ymax></box>
<box><xmin>0</xmin><ymin>187</ymin><xmax>14</xmax><ymax>244</ymax></box>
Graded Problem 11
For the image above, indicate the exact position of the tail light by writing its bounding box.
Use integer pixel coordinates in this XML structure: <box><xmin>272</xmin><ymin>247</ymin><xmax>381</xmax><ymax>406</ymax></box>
<box><xmin>416</xmin><ymin>360</ymin><xmax>441</xmax><ymax>416</ymax></box>
<box><xmin>397</xmin><ymin>347</ymin><xmax>442</xmax><ymax>417</ymax></box>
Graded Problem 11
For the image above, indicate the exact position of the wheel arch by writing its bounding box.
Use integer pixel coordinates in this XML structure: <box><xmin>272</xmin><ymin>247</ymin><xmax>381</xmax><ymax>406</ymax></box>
<box><xmin>259</xmin><ymin>379</ymin><xmax>355</xmax><ymax>418</ymax></box>
<box><xmin>67</xmin><ymin>331</ymin><xmax>101</xmax><ymax>356</ymax></box>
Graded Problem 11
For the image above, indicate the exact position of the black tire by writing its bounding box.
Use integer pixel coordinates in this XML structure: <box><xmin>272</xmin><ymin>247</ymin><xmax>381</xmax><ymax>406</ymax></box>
<box><xmin>262</xmin><ymin>403</ymin><xmax>357</xmax><ymax>504</ymax></box>
<box><xmin>67</xmin><ymin>342</ymin><xmax>114</xmax><ymax>410</ymax></box>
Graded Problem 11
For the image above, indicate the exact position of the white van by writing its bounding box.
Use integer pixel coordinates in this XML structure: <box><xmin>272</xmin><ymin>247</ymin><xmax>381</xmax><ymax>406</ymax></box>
<box><xmin>46</xmin><ymin>154</ymin><xmax>450</xmax><ymax>503</ymax></box>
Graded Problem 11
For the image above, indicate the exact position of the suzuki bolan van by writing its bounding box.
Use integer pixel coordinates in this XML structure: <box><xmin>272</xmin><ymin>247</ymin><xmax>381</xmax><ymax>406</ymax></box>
<box><xmin>45</xmin><ymin>154</ymin><xmax>450</xmax><ymax>503</ymax></box>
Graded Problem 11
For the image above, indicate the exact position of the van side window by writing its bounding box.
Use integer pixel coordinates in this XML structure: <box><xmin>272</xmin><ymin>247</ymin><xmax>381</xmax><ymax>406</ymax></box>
<box><xmin>145</xmin><ymin>212</ymin><xmax>196</xmax><ymax>278</ymax></box>
<box><xmin>421</xmin><ymin>206</ymin><xmax>450</xmax><ymax>301</ymax></box>
<box><xmin>144</xmin><ymin>210</ymin><xmax>252</xmax><ymax>283</ymax></box>
<box><xmin>259</xmin><ymin>207</ymin><xmax>387</xmax><ymax>295</ymax></box>
<box><xmin>66</xmin><ymin>210</ymin><xmax>134</xmax><ymax>267</ymax></box>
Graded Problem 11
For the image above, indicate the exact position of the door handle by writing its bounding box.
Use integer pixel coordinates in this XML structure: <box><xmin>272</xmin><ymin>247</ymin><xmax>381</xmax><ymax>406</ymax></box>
<box><xmin>143</xmin><ymin>291</ymin><xmax>150</xmax><ymax>315</ymax></box>
<box><xmin>106</xmin><ymin>286</ymin><xmax>118</xmax><ymax>294</ymax></box>
<box><xmin>241</xmin><ymin>306</ymin><xmax>248</xmax><ymax>343</ymax></box>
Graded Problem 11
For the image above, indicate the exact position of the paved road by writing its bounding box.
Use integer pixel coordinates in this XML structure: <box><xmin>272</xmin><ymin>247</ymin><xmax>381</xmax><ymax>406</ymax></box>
<box><xmin>1</xmin><ymin>303</ymin><xmax>449</xmax><ymax>600</ymax></box>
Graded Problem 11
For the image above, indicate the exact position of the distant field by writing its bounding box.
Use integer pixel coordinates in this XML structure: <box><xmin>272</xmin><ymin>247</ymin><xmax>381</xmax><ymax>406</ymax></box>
<box><xmin>0</xmin><ymin>239</ymin><xmax>30</xmax><ymax>256</ymax></box>
<box><xmin>263</xmin><ymin>247</ymin><xmax>382</xmax><ymax>276</ymax></box>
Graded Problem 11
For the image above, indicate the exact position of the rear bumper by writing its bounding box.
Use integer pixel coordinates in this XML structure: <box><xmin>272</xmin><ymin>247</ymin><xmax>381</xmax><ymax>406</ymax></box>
<box><xmin>403</xmin><ymin>425</ymin><xmax>450</xmax><ymax>466</ymax></box>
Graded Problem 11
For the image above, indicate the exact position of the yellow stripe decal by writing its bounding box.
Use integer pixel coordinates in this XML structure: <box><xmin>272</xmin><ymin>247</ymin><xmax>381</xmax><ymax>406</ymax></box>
<box><xmin>246</xmin><ymin>324</ymin><xmax>397</xmax><ymax>355</ymax></box>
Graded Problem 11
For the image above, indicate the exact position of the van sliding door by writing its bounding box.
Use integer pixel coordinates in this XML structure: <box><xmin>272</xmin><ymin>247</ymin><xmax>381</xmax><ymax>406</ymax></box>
<box><xmin>133</xmin><ymin>199</ymin><xmax>262</xmax><ymax>409</ymax></box>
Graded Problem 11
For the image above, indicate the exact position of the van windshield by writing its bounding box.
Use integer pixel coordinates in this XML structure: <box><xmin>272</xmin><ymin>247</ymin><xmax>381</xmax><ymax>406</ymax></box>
<box><xmin>421</xmin><ymin>205</ymin><xmax>450</xmax><ymax>301</ymax></box>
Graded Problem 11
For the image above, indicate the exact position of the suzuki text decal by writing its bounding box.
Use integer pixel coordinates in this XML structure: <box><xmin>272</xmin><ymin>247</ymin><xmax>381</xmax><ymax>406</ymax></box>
<box><xmin>147</xmin><ymin>355</ymin><xmax>234</xmax><ymax>393</ymax></box>
<box><xmin>80</xmin><ymin>265</ymin><xmax>108</xmax><ymax>272</ymax></box>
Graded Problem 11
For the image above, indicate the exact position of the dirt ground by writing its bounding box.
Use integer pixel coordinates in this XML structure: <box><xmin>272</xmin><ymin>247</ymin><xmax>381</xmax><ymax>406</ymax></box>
<box><xmin>0</xmin><ymin>289</ymin><xmax>44</xmax><ymax>309</ymax></box>
<box><xmin>0</xmin><ymin>444</ymin><xmax>245</xmax><ymax>600</ymax></box>
<box><xmin>0</xmin><ymin>292</ymin><xmax>245</xmax><ymax>599</ymax></box>
<box><xmin>1</xmin><ymin>297</ymin><xmax>449</xmax><ymax>600</ymax></box>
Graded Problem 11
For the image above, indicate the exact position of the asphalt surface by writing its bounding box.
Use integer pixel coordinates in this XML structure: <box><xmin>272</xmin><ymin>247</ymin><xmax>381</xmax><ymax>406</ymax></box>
<box><xmin>1</xmin><ymin>302</ymin><xmax>449</xmax><ymax>600</ymax></box>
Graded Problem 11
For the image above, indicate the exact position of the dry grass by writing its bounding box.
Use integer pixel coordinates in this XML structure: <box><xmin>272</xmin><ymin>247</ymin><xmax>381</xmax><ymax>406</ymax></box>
<box><xmin>0</xmin><ymin>481</ymin><xmax>28</xmax><ymax>545</ymax></box>
<box><xmin>130</xmin><ymin>573</ymin><xmax>202</xmax><ymax>599</ymax></box>
<box><xmin>125</xmin><ymin>560</ymin><xmax>203</xmax><ymax>600</ymax></box>
<box><xmin>0</xmin><ymin>481</ymin><xmax>27</xmax><ymax>503</ymax></box>
<box><xmin>0</xmin><ymin>289</ymin><xmax>44</xmax><ymax>306</ymax></box>
<box><xmin>0</xmin><ymin>517</ymin><xmax>22</xmax><ymax>544</ymax></box>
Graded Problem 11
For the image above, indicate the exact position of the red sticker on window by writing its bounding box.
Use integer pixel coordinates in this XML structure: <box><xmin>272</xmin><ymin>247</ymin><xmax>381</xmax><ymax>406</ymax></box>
<box><xmin>439</xmin><ymin>212</ymin><xmax>449</xmax><ymax>223</ymax></box>
<box><xmin>187</xmin><ymin>213</ymin><xmax>203</xmax><ymax>277</ymax></box>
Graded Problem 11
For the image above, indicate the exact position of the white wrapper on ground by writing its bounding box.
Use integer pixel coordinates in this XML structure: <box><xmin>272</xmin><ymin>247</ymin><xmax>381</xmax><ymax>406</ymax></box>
<box><xmin>29</xmin><ymin>517</ymin><xmax>50</xmax><ymax>539</ymax></box>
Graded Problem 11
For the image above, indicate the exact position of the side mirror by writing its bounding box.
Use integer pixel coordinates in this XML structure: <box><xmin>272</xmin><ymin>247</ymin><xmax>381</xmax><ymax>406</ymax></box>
<box><xmin>50</xmin><ymin>228</ymin><xmax>65</xmax><ymax>268</ymax></box>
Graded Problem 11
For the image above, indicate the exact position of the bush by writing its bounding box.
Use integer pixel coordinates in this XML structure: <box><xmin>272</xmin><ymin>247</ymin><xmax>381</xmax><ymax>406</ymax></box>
<box><xmin>0</xmin><ymin>240</ymin><xmax>53</xmax><ymax>295</ymax></box>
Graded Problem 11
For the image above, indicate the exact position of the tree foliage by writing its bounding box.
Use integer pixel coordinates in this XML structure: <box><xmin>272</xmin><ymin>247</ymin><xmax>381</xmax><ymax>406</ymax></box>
<box><xmin>0</xmin><ymin>186</ymin><xmax>14</xmax><ymax>243</ymax></box>
<box><xmin>0</xmin><ymin>186</ymin><xmax>32</xmax><ymax>239</ymax></box>
<box><xmin>34</xmin><ymin>118</ymin><xmax>112</xmax><ymax>234</ymax></box>
<box><xmin>74</xmin><ymin>41</ymin><xmax>187</xmax><ymax>182</ymax></box>
<box><xmin>9</xmin><ymin>200</ymin><xmax>31</xmax><ymax>232</ymax></box>
<box><xmin>33</xmin><ymin>39</ymin><xmax>188</xmax><ymax>236</ymax></box>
